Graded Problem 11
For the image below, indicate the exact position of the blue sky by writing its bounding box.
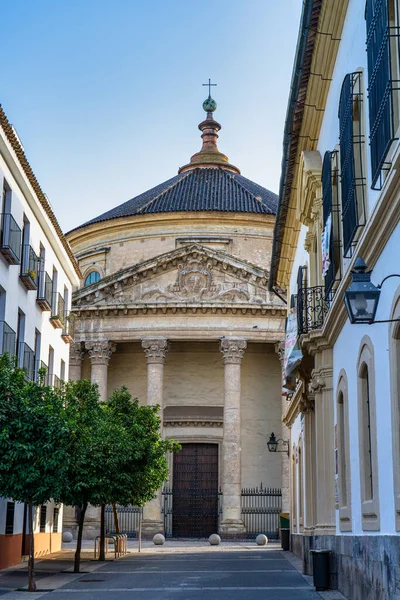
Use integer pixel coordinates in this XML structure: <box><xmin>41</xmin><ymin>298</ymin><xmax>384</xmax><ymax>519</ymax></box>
<box><xmin>1</xmin><ymin>0</ymin><xmax>302</xmax><ymax>232</ymax></box>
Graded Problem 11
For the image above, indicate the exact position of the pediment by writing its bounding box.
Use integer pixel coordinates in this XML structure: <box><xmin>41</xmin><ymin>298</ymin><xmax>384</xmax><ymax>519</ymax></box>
<box><xmin>73</xmin><ymin>244</ymin><xmax>280</xmax><ymax>308</ymax></box>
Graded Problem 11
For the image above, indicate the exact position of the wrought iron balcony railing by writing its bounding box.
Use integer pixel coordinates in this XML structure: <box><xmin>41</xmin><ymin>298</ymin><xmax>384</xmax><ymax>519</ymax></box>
<box><xmin>61</xmin><ymin>312</ymin><xmax>74</xmax><ymax>343</ymax></box>
<box><xmin>53</xmin><ymin>374</ymin><xmax>62</xmax><ymax>389</ymax></box>
<box><xmin>50</xmin><ymin>293</ymin><xmax>65</xmax><ymax>329</ymax></box>
<box><xmin>18</xmin><ymin>342</ymin><xmax>35</xmax><ymax>380</ymax></box>
<box><xmin>20</xmin><ymin>245</ymin><xmax>39</xmax><ymax>290</ymax></box>
<box><xmin>0</xmin><ymin>213</ymin><xmax>22</xmax><ymax>265</ymax></box>
<box><xmin>0</xmin><ymin>321</ymin><xmax>16</xmax><ymax>356</ymax></box>
<box><xmin>37</xmin><ymin>270</ymin><xmax>53</xmax><ymax>311</ymax></box>
<box><xmin>297</xmin><ymin>286</ymin><xmax>335</xmax><ymax>335</ymax></box>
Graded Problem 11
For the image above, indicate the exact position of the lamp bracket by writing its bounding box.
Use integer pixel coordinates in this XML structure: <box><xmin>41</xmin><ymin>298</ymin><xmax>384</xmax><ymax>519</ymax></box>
<box><xmin>377</xmin><ymin>274</ymin><xmax>400</xmax><ymax>289</ymax></box>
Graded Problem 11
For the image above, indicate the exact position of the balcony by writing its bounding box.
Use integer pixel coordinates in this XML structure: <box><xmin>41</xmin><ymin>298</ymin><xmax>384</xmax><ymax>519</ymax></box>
<box><xmin>0</xmin><ymin>214</ymin><xmax>22</xmax><ymax>265</ymax></box>
<box><xmin>35</xmin><ymin>360</ymin><xmax>49</xmax><ymax>385</ymax></box>
<box><xmin>50</xmin><ymin>293</ymin><xmax>65</xmax><ymax>329</ymax></box>
<box><xmin>0</xmin><ymin>321</ymin><xmax>16</xmax><ymax>356</ymax></box>
<box><xmin>297</xmin><ymin>286</ymin><xmax>335</xmax><ymax>335</ymax></box>
<box><xmin>18</xmin><ymin>342</ymin><xmax>35</xmax><ymax>381</ymax></box>
<box><xmin>61</xmin><ymin>312</ymin><xmax>74</xmax><ymax>344</ymax></box>
<box><xmin>20</xmin><ymin>245</ymin><xmax>39</xmax><ymax>290</ymax></box>
<box><xmin>37</xmin><ymin>271</ymin><xmax>53</xmax><ymax>311</ymax></box>
<box><xmin>53</xmin><ymin>374</ymin><xmax>62</xmax><ymax>389</ymax></box>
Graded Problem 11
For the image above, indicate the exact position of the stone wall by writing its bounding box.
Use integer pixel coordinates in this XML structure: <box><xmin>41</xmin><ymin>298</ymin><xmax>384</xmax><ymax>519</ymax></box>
<box><xmin>296</xmin><ymin>533</ymin><xmax>400</xmax><ymax>599</ymax></box>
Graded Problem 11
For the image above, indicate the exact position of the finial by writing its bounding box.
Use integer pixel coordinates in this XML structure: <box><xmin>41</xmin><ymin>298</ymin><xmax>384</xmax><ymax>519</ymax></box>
<box><xmin>178</xmin><ymin>83</ymin><xmax>240</xmax><ymax>175</ymax></box>
<box><xmin>202</xmin><ymin>79</ymin><xmax>217</xmax><ymax>113</ymax></box>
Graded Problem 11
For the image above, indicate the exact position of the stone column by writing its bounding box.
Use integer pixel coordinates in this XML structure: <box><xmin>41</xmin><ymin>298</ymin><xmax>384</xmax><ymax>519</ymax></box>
<box><xmin>86</xmin><ymin>340</ymin><xmax>116</xmax><ymax>401</ymax></box>
<box><xmin>301</xmin><ymin>391</ymin><xmax>316</xmax><ymax>535</ymax></box>
<box><xmin>220</xmin><ymin>338</ymin><xmax>247</xmax><ymax>535</ymax></box>
<box><xmin>141</xmin><ymin>338</ymin><xmax>169</xmax><ymax>535</ymax></box>
<box><xmin>68</xmin><ymin>342</ymin><xmax>84</xmax><ymax>381</ymax></box>
<box><xmin>311</xmin><ymin>351</ymin><xmax>335</xmax><ymax>536</ymax></box>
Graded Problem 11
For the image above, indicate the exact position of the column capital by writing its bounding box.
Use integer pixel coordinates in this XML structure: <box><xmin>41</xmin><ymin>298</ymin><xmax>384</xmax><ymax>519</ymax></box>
<box><xmin>69</xmin><ymin>342</ymin><xmax>84</xmax><ymax>367</ymax></box>
<box><xmin>142</xmin><ymin>338</ymin><xmax>169</xmax><ymax>364</ymax></box>
<box><xmin>220</xmin><ymin>338</ymin><xmax>247</xmax><ymax>365</ymax></box>
<box><xmin>85</xmin><ymin>340</ymin><xmax>116</xmax><ymax>365</ymax></box>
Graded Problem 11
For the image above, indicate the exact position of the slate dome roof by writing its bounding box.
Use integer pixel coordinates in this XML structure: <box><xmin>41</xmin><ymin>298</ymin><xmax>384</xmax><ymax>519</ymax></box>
<box><xmin>71</xmin><ymin>97</ymin><xmax>277</xmax><ymax>232</ymax></box>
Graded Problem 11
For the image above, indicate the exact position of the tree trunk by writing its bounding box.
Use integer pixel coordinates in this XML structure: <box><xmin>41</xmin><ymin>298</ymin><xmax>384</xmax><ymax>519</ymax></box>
<box><xmin>99</xmin><ymin>504</ymin><xmax>106</xmax><ymax>561</ymax></box>
<box><xmin>74</xmin><ymin>502</ymin><xmax>87</xmax><ymax>573</ymax></box>
<box><xmin>28</xmin><ymin>501</ymin><xmax>36</xmax><ymax>592</ymax></box>
<box><xmin>112</xmin><ymin>504</ymin><xmax>120</xmax><ymax>534</ymax></box>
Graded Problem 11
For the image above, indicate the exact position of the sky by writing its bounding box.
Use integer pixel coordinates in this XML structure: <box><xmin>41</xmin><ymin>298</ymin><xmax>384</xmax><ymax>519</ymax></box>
<box><xmin>1</xmin><ymin>0</ymin><xmax>302</xmax><ymax>233</ymax></box>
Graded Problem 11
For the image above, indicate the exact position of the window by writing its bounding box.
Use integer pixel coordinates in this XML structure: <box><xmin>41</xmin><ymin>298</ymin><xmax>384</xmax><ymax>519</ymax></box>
<box><xmin>84</xmin><ymin>271</ymin><xmax>101</xmax><ymax>287</ymax></box>
<box><xmin>5</xmin><ymin>501</ymin><xmax>15</xmax><ymax>534</ymax></box>
<box><xmin>39</xmin><ymin>505</ymin><xmax>47</xmax><ymax>533</ymax></box>
<box><xmin>389</xmin><ymin>292</ymin><xmax>400</xmax><ymax>530</ymax></box>
<box><xmin>53</xmin><ymin>506</ymin><xmax>60</xmax><ymax>533</ymax></box>
<box><xmin>291</xmin><ymin>446</ymin><xmax>297</xmax><ymax>532</ymax></box>
<box><xmin>34</xmin><ymin>330</ymin><xmax>41</xmax><ymax>382</ymax></box>
<box><xmin>0</xmin><ymin>180</ymin><xmax>21</xmax><ymax>265</ymax></box>
<box><xmin>60</xmin><ymin>359</ymin><xmax>65</xmax><ymax>382</ymax></box>
<box><xmin>339</xmin><ymin>72</ymin><xmax>366</xmax><ymax>256</ymax></box>
<box><xmin>322</xmin><ymin>151</ymin><xmax>342</xmax><ymax>296</ymax></box>
<box><xmin>337</xmin><ymin>371</ymin><xmax>352</xmax><ymax>531</ymax></box>
<box><xmin>16</xmin><ymin>310</ymin><xmax>25</xmax><ymax>369</ymax></box>
<box><xmin>366</xmin><ymin>0</ymin><xmax>400</xmax><ymax>189</ymax></box>
<box><xmin>357</xmin><ymin>337</ymin><xmax>380</xmax><ymax>530</ymax></box>
<box><xmin>48</xmin><ymin>346</ymin><xmax>54</xmax><ymax>386</ymax></box>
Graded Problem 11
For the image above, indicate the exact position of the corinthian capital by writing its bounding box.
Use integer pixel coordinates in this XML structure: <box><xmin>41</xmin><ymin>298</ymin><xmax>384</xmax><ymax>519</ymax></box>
<box><xmin>142</xmin><ymin>338</ymin><xmax>169</xmax><ymax>364</ymax></box>
<box><xmin>85</xmin><ymin>340</ymin><xmax>116</xmax><ymax>365</ymax></box>
<box><xmin>69</xmin><ymin>342</ymin><xmax>84</xmax><ymax>366</ymax></box>
<box><xmin>220</xmin><ymin>338</ymin><xmax>247</xmax><ymax>364</ymax></box>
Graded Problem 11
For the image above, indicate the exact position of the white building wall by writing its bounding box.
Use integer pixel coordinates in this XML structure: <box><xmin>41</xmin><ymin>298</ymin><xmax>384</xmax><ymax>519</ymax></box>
<box><xmin>333</xmin><ymin>221</ymin><xmax>400</xmax><ymax>536</ymax></box>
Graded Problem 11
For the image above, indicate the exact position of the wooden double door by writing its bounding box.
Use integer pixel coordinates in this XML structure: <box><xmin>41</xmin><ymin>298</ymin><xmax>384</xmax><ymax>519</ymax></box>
<box><xmin>172</xmin><ymin>443</ymin><xmax>219</xmax><ymax>538</ymax></box>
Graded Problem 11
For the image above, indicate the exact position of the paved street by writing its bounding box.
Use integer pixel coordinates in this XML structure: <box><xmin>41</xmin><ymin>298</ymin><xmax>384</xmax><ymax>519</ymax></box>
<box><xmin>0</xmin><ymin>543</ymin><xmax>346</xmax><ymax>600</ymax></box>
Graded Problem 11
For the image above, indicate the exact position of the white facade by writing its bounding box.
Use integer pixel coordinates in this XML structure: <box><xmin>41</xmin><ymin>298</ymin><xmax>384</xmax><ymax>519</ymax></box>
<box><xmin>0</xmin><ymin>107</ymin><xmax>80</xmax><ymax>568</ymax></box>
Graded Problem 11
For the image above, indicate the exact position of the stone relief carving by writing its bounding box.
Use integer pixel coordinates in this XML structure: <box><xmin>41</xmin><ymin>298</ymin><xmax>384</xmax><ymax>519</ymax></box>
<box><xmin>220</xmin><ymin>338</ymin><xmax>247</xmax><ymax>364</ymax></box>
<box><xmin>141</xmin><ymin>338</ymin><xmax>169</xmax><ymax>363</ymax></box>
<box><xmin>141</xmin><ymin>258</ymin><xmax>252</xmax><ymax>303</ymax></box>
<box><xmin>69</xmin><ymin>342</ymin><xmax>84</xmax><ymax>365</ymax></box>
<box><xmin>85</xmin><ymin>341</ymin><xmax>116</xmax><ymax>364</ymax></box>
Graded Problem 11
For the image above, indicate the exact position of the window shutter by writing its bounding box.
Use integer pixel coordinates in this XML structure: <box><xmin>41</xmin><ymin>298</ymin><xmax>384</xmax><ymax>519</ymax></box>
<box><xmin>339</xmin><ymin>73</ymin><xmax>364</xmax><ymax>256</ymax></box>
<box><xmin>322</xmin><ymin>151</ymin><xmax>335</xmax><ymax>295</ymax></box>
<box><xmin>366</xmin><ymin>0</ymin><xmax>397</xmax><ymax>189</ymax></box>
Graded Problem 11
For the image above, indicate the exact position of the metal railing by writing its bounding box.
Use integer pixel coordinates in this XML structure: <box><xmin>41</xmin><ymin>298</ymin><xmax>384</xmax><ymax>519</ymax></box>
<box><xmin>0</xmin><ymin>321</ymin><xmax>16</xmax><ymax>356</ymax></box>
<box><xmin>51</xmin><ymin>292</ymin><xmax>65</xmax><ymax>321</ymax></box>
<box><xmin>297</xmin><ymin>286</ymin><xmax>335</xmax><ymax>335</ymax></box>
<box><xmin>20</xmin><ymin>245</ymin><xmax>39</xmax><ymax>288</ymax></box>
<box><xmin>0</xmin><ymin>213</ymin><xmax>22</xmax><ymax>264</ymax></box>
<box><xmin>61</xmin><ymin>312</ymin><xmax>74</xmax><ymax>341</ymax></box>
<box><xmin>241</xmin><ymin>485</ymin><xmax>281</xmax><ymax>540</ymax></box>
<box><xmin>105</xmin><ymin>505</ymin><xmax>142</xmax><ymax>537</ymax></box>
<box><xmin>18</xmin><ymin>342</ymin><xmax>35</xmax><ymax>380</ymax></box>
<box><xmin>35</xmin><ymin>360</ymin><xmax>49</xmax><ymax>385</ymax></box>
<box><xmin>37</xmin><ymin>270</ymin><xmax>53</xmax><ymax>309</ymax></box>
<box><xmin>53</xmin><ymin>374</ymin><xmax>62</xmax><ymax>389</ymax></box>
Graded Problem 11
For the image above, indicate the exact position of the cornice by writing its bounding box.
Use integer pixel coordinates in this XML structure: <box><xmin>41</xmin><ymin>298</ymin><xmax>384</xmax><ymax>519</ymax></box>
<box><xmin>164</xmin><ymin>420</ymin><xmax>223</xmax><ymax>428</ymax></box>
<box><xmin>270</xmin><ymin>0</ymin><xmax>349</xmax><ymax>292</ymax></box>
<box><xmin>0</xmin><ymin>105</ymin><xmax>82</xmax><ymax>279</ymax></box>
<box><xmin>282</xmin><ymin>382</ymin><xmax>304</xmax><ymax>427</ymax></box>
<box><xmin>73</xmin><ymin>302</ymin><xmax>287</xmax><ymax>318</ymax></box>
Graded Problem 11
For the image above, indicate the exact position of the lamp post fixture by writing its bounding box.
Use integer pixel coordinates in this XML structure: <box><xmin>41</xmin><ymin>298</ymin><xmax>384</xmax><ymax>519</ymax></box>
<box><xmin>267</xmin><ymin>432</ymin><xmax>289</xmax><ymax>456</ymax></box>
<box><xmin>344</xmin><ymin>257</ymin><xmax>400</xmax><ymax>324</ymax></box>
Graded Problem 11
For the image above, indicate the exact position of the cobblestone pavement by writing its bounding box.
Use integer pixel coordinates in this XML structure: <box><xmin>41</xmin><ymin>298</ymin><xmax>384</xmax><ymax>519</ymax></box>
<box><xmin>0</xmin><ymin>542</ymin><xmax>347</xmax><ymax>600</ymax></box>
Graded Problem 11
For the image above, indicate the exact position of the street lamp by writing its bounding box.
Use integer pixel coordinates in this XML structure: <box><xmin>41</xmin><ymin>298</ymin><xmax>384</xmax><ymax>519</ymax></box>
<box><xmin>267</xmin><ymin>432</ymin><xmax>289</xmax><ymax>456</ymax></box>
<box><xmin>344</xmin><ymin>257</ymin><xmax>400</xmax><ymax>324</ymax></box>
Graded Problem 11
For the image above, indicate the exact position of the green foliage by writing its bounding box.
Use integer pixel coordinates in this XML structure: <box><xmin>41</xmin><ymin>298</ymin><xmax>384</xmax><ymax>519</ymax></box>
<box><xmin>0</xmin><ymin>355</ymin><xmax>70</xmax><ymax>505</ymax></box>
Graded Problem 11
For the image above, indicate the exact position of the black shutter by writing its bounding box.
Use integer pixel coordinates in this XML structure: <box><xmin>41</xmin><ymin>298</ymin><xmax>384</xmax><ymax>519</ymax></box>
<box><xmin>322</xmin><ymin>152</ymin><xmax>336</xmax><ymax>296</ymax></box>
<box><xmin>40</xmin><ymin>505</ymin><xmax>47</xmax><ymax>532</ymax></box>
<box><xmin>297</xmin><ymin>266</ymin><xmax>306</xmax><ymax>334</ymax></box>
<box><xmin>339</xmin><ymin>73</ymin><xmax>364</xmax><ymax>256</ymax></box>
<box><xmin>53</xmin><ymin>506</ymin><xmax>59</xmax><ymax>533</ymax></box>
<box><xmin>366</xmin><ymin>0</ymin><xmax>398</xmax><ymax>189</ymax></box>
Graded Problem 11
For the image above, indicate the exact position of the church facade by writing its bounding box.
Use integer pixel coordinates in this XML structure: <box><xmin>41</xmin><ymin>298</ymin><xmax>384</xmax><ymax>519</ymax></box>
<box><xmin>65</xmin><ymin>97</ymin><xmax>287</xmax><ymax>538</ymax></box>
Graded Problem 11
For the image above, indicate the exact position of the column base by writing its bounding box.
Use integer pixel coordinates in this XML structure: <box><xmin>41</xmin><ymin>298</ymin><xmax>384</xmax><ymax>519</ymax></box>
<box><xmin>219</xmin><ymin>519</ymin><xmax>246</xmax><ymax>537</ymax></box>
<box><xmin>313</xmin><ymin>524</ymin><xmax>336</xmax><ymax>536</ymax></box>
<box><xmin>141</xmin><ymin>519</ymin><xmax>164</xmax><ymax>539</ymax></box>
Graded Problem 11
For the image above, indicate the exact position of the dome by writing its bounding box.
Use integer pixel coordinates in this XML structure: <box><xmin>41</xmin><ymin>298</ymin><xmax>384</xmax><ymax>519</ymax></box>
<box><xmin>69</xmin><ymin>99</ymin><xmax>277</xmax><ymax>233</ymax></box>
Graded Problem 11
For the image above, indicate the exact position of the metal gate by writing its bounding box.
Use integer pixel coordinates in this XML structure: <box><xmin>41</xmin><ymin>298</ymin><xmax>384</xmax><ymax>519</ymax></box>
<box><xmin>163</xmin><ymin>443</ymin><xmax>221</xmax><ymax>538</ymax></box>
<box><xmin>105</xmin><ymin>505</ymin><xmax>142</xmax><ymax>537</ymax></box>
<box><xmin>241</xmin><ymin>484</ymin><xmax>282</xmax><ymax>539</ymax></box>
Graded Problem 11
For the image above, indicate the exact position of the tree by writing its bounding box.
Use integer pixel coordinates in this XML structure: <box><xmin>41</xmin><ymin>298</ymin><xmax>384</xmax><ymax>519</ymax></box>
<box><xmin>0</xmin><ymin>356</ymin><xmax>71</xmax><ymax>591</ymax></box>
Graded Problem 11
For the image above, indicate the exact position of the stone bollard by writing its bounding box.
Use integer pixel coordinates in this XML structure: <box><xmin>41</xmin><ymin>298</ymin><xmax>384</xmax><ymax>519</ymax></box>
<box><xmin>256</xmin><ymin>534</ymin><xmax>268</xmax><ymax>546</ymax></box>
<box><xmin>62</xmin><ymin>531</ymin><xmax>73</xmax><ymax>543</ymax></box>
<box><xmin>209</xmin><ymin>534</ymin><xmax>221</xmax><ymax>546</ymax></box>
<box><xmin>153</xmin><ymin>533</ymin><xmax>165</xmax><ymax>545</ymax></box>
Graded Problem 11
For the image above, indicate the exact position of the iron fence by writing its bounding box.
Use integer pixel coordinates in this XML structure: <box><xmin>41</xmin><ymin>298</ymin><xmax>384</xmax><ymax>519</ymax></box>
<box><xmin>105</xmin><ymin>505</ymin><xmax>142</xmax><ymax>537</ymax></box>
<box><xmin>297</xmin><ymin>286</ymin><xmax>335</xmax><ymax>335</ymax></box>
<box><xmin>241</xmin><ymin>484</ymin><xmax>281</xmax><ymax>540</ymax></box>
